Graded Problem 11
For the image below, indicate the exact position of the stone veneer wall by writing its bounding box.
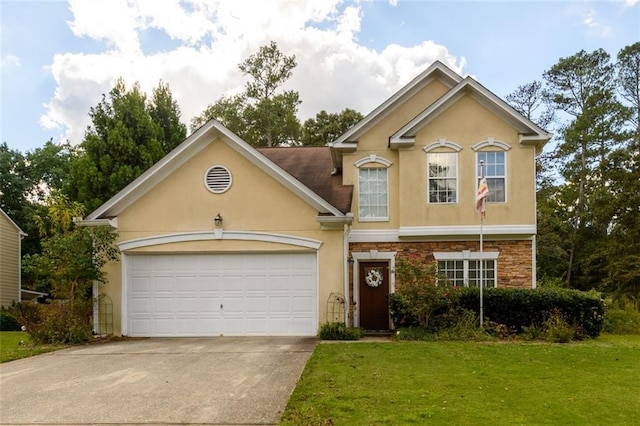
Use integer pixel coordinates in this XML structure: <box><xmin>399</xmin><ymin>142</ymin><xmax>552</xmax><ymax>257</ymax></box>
<box><xmin>347</xmin><ymin>239</ymin><xmax>533</xmax><ymax>325</ymax></box>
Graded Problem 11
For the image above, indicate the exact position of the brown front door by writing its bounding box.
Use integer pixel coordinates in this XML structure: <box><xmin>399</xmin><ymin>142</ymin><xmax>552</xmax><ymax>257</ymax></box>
<box><xmin>359</xmin><ymin>261</ymin><xmax>390</xmax><ymax>330</ymax></box>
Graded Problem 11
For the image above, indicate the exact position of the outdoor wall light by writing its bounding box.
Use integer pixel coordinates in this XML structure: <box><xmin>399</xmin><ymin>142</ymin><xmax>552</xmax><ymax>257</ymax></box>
<box><xmin>214</xmin><ymin>213</ymin><xmax>223</xmax><ymax>228</ymax></box>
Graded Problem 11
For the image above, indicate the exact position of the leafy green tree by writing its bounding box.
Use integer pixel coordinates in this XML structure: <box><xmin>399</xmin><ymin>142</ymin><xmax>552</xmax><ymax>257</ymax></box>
<box><xmin>66</xmin><ymin>79</ymin><xmax>185</xmax><ymax>212</ymax></box>
<box><xmin>0</xmin><ymin>142</ymin><xmax>30</xmax><ymax>221</ymax></box>
<box><xmin>21</xmin><ymin>195</ymin><xmax>119</xmax><ymax>343</ymax></box>
<box><xmin>149</xmin><ymin>81</ymin><xmax>187</xmax><ymax>152</ymax></box>
<box><xmin>192</xmin><ymin>41</ymin><xmax>301</xmax><ymax>146</ymax></box>
<box><xmin>301</xmin><ymin>109</ymin><xmax>364</xmax><ymax>146</ymax></box>
<box><xmin>23</xmin><ymin>195</ymin><xmax>119</xmax><ymax>297</ymax></box>
<box><xmin>1</xmin><ymin>140</ymin><xmax>75</xmax><ymax>257</ymax></box>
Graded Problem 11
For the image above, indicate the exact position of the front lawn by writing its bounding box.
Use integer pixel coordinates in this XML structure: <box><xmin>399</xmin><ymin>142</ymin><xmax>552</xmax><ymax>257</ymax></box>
<box><xmin>0</xmin><ymin>332</ymin><xmax>66</xmax><ymax>363</ymax></box>
<box><xmin>281</xmin><ymin>335</ymin><xmax>640</xmax><ymax>425</ymax></box>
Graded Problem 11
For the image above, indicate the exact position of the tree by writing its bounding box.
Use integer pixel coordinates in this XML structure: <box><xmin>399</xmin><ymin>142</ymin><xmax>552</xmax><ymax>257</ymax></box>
<box><xmin>0</xmin><ymin>142</ymin><xmax>30</xmax><ymax>222</ymax></box>
<box><xmin>21</xmin><ymin>195</ymin><xmax>119</xmax><ymax>343</ymax></box>
<box><xmin>301</xmin><ymin>109</ymin><xmax>364</xmax><ymax>146</ymax></box>
<box><xmin>66</xmin><ymin>79</ymin><xmax>184</xmax><ymax>212</ymax></box>
<box><xmin>23</xmin><ymin>194</ymin><xmax>119</xmax><ymax>298</ymax></box>
<box><xmin>192</xmin><ymin>41</ymin><xmax>301</xmax><ymax>146</ymax></box>
<box><xmin>543</xmin><ymin>49</ymin><xmax>631</xmax><ymax>290</ymax></box>
<box><xmin>505</xmin><ymin>80</ymin><xmax>555</xmax><ymax>131</ymax></box>
<box><xmin>149</xmin><ymin>81</ymin><xmax>187</xmax><ymax>153</ymax></box>
<box><xmin>616</xmin><ymin>42</ymin><xmax>640</xmax><ymax>133</ymax></box>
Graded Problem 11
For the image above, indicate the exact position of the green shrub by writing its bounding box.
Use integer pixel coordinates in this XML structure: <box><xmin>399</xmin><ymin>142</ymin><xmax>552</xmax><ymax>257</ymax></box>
<box><xmin>13</xmin><ymin>301</ymin><xmax>92</xmax><ymax>344</ymax></box>
<box><xmin>391</xmin><ymin>287</ymin><xmax>605</xmax><ymax>338</ymax></box>
<box><xmin>603</xmin><ymin>302</ymin><xmax>640</xmax><ymax>335</ymax></box>
<box><xmin>0</xmin><ymin>310</ymin><xmax>21</xmax><ymax>331</ymax></box>
<box><xmin>544</xmin><ymin>309</ymin><xmax>576</xmax><ymax>343</ymax></box>
<box><xmin>392</xmin><ymin>256</ymin><xmax>460</xmax><ymax>330</ymax></box>
<box><xmin>318</xmin><ymin>322</ymin><xmax>362</xmax><ymax>340</ymax></box>
<box><xmin>456</xmin><ymin>287</ymin><xmax>605</xmax><ymax>338</ymax></box>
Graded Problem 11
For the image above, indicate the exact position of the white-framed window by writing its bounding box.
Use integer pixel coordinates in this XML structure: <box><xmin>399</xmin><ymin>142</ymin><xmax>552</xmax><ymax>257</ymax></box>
<box><xmin>434</xmin><ymin>251</ymin><xmax>498</xmax><ymax>288</ymax></box>
<box><xmin>427</xmin><ymin>152</ymin><xmax>458</xmax><ymax>203</ymax></box>
<box><xmin>477</xmin><ymin>151</ymin><xmax>506</xmax><ymax>203</ymax></box>
<box><xmin>358</xmin><ymin>167</ymin><xmax>388</xmax><ymax>220</ymax></box>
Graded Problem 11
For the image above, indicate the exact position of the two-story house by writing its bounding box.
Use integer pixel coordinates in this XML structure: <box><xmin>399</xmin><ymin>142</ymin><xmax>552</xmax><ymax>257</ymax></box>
<box><xmin>84</xmin><ymin>61</ymin><xmax>550</xmax><ymax>336</ymax></box>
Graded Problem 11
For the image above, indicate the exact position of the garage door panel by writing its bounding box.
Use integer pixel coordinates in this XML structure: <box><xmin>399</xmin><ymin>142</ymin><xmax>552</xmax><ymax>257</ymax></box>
<box><xmin>127</xmin><ymin>253</ymin><xmax>317</xmax><ymax>337</ymax></box>
<box><xmin>154</xmin><ymin>298</ymin><xmax>174</xmax><ymax>313</ymax></box>
<box><xmin>269</xmin><ymin>297</ymin><xmax>289</xmax><ymax>313</ymax></box>
<box><xmin>292</xmin><ymin>295</ymin><xmax>314</xmax><ymax>313</ymax></box>
<box><xmin>130</xmin><ymin>298</ymin><xmax>151</xmax><ymax>314</ymax></box>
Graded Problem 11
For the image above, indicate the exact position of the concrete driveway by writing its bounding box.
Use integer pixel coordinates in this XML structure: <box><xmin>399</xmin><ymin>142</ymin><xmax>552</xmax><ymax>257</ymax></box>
<box><xmin>0</xmin><ymin>337</ymin><xmax>317</xmax><ymax>425</ymax></box>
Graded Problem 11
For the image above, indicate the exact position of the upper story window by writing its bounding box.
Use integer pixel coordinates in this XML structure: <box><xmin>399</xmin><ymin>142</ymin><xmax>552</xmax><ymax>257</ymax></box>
<box><xmin>355</xmin><ymin>155</ymin><xmax>391</xmax><ymax>221</ymax></box>
<box><xmin>427</xmin><ymin>153</ymin><xmax>458</xmax><ymax>203</ymax></box>
<box><xmin>473</xmin><ymin>139</ymin><xmax>510</xmax><ymax>203</ymax></box>
<box><xmin>477</xmin><ymin>151</ymin><xmax>506</xmax><ymax>202</ymax></box>
<box><xmin>424</xmin><ymin>139</ymin><xmax>462</xmax><ymax>204</ymax></box>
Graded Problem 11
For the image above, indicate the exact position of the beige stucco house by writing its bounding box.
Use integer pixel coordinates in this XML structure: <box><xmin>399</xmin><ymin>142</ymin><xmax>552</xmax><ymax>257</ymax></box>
<box><xmin>0</xmin><ymin>208</ymin><xmax>26</xmax><ymax>308</ymax></box>
<box><xmin>84</xmin><ymin>61</ymin><xmax>551</xmax><ymax>336</ymax></box>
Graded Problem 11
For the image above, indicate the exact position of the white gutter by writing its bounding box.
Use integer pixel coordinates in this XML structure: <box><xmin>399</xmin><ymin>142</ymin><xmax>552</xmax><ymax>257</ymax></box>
<box><xmin>343</xmin><ymin>221</ymin><xmax>352</xmax><ymax>325</ymax></box>
<box><xmin>74</xmin><ymin>217</ymin><xmax>118</xmax><ymax>228</ymax></box>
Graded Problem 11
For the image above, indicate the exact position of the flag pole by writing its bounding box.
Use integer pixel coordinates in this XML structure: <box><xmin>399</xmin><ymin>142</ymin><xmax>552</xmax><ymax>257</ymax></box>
<box><xmin>479</xmin><ymin>160</ymin><xmax>485</xmax><ymax>328</ymax></box>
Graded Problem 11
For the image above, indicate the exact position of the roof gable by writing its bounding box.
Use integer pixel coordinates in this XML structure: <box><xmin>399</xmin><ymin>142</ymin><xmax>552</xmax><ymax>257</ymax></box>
<box><xmin>86</xmin><ymin>120</ymin><xmax>346</xmax><ymax>221</ymax></box>
<box><xmin>0</xmin><ymin>208</ymin><xmax>26</xmax><ymax>235</ymax></box>
<box><xmin>390</xmin><ymin>77</ymin><xmax>552</xmax><ymax>151</ymax></box>
<box><xmin>330</xmin><ymin>61</ymin><xmax>463</xmax><ymax>149</ymax></box>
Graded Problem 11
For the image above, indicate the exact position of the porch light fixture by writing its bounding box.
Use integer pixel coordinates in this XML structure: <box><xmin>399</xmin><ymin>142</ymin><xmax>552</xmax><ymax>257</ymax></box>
<box><xmin>214</xmin><ymin>213</ymin><xmax>223</xmax><ymax>228</ymax></box>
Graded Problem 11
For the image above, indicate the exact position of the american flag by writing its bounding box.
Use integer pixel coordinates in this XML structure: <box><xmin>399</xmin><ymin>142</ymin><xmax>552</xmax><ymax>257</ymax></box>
<box><xmin>476</xmin><ymin>177</ymin><xmax>489</xmax><ymax>219</ymax></box>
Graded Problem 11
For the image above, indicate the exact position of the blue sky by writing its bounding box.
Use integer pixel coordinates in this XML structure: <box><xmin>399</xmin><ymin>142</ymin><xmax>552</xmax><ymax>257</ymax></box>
<box><xmin>1</xmin><ymin>0</ymin><xmax>639</xmax><ymax>154</ymax></box>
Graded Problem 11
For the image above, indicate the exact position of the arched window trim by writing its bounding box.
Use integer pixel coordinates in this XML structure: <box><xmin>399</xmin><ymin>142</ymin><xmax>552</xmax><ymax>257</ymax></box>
<box><xmin>472</xmin><ymin>138</ymin><xmax>511</xmax><ymax>152</ymax></box>
<box><xmin>423</xmin><ymin>139</ymin><xmax>462</xmax><ymax>153</ymax></box>
<box><xmin>354</xmin><ymin>154</ymin><xmax>393</xmax><ymax>168</ymax></box>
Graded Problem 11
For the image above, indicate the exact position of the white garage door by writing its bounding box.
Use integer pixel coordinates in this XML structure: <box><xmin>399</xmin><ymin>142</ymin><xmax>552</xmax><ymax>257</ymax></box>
<box><xmin>126</xmin><ymin>253</ymin><xmax>317</xmax><ymax>337</ymax></box>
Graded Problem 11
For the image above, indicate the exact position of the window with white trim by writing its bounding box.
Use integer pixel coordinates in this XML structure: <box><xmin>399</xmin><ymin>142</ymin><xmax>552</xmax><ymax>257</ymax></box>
<box><xmin>434</xmin><ymin>251</ymin><xmax>498</xmax><ymax>288</ymax></box>
<box><xmin>477</xmin><ymin>151</ymin><xmax>505</xmax><ymax>202</ymax></box>
<box><xmin>427</xmin><ymin>152</ymin><xmax>457</xmax><ymax>203</ymax></box>
<box><xmin>358</xmin><ymin>167</ymin><xmax>388</xmax><ymax>220</ymax></box>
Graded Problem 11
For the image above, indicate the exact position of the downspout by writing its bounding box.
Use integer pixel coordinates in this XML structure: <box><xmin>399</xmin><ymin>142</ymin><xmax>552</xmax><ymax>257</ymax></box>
<box><xmin>343</xmin><ymin>222</ymin><xmax>351</xmax><ymax>325</ymax></box>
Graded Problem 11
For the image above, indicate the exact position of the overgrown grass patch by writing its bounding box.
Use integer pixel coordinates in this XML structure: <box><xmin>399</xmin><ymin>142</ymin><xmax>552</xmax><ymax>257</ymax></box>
<box><xmin>281</xmin><ymin>335</ymin><xmax>640</xmax><ymax>425</ymax></box>
<box><xmin>0</xmin><ymin>331</ymin><xmax>66</xmax><ymax>363</ymax></box>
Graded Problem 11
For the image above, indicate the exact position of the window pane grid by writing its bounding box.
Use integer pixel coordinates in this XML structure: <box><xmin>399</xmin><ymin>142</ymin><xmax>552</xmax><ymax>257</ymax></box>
<box><xmin>359</xmin><ymin>168</ymin><xmax>388</xmax><ymax>219</ymax></box>
<box><xmin>428</xmin><ymin>153</ymin><xmax>457</xmax><ymax>203</ymax></box>
<box><xmin>438</xmin><ymin>258</ymin><xmax>497</xmax><ymax>288</ymax></box>
<box><xmin>468</xmin><ymin>260</ymin><xmax>496</xmax><ymax>288</ymax></box>
<box><xmin>437</xmin><ymin>260</ymin><xmax>464</xmax><ymax>287</ymax></box>
<box><xmin>477</xmin><ymin>151</ymin><xmax>505</xmax><ymax>203</ymax></box>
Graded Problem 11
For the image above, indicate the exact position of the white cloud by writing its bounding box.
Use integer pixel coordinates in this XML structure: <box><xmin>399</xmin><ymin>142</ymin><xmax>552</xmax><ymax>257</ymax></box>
<box><xmin>623</xmin><ymin>0</ymin><xmax>639</xmax><ymax>7</ymax></box>
<box><xmin>41</xmin><ymin>0</ymin><xmax>466</xmax><ymax>145</ymax></box>
<box><xmin>582</xmin><ymin>9</ymin><xmax>611</xmax><ymax>37</ymax></box>
<box><xmin>1</xmin><ymin>54</ymin><xmax>21</xmax><ymax>68</ymax></box>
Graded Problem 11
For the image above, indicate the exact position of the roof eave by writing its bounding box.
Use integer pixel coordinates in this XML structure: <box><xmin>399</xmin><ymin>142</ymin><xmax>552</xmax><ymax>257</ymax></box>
<box><xmin>331</xmin><ymin>61</ymin><xmax>464</xmax><ymax>148</ymax></box>
<box><xmin>87</xmin><ymin>119</ymin><xmax>347</xmax><ymax>221</ymax></box>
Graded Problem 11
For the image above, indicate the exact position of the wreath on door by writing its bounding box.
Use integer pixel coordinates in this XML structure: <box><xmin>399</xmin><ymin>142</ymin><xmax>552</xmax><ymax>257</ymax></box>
<box><xmin>365</xmin><ymin>269</ymin><xmax>383</xmax><ymax>288</ymax></box>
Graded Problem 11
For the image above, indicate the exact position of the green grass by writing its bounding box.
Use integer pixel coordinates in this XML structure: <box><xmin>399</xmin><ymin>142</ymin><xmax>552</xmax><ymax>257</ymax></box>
<box><xmin>281</xmin><ymin>335</ymin><xmax>640</xmax><ymax>425</ymax></box>
<box><xmin>0</xmin><ymin>332</ymin><xmax>66</xmax><ymax>363</ymax></box>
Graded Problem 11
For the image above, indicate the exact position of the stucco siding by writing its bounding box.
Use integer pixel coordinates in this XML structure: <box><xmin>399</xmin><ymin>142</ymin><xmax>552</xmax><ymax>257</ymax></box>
<box><xmin>346</xmin><ymin>92</ymin><xmax>537</xmax><ymax>230</ymax></box>
<box><xmin>100</xmin><ymin>136</ymin><xmax>346</xmax><ymax>335</ymax></box>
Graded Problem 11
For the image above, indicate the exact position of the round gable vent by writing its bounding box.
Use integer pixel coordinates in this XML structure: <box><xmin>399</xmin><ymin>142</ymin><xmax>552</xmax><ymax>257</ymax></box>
<box><xmin>204</xmin><ymin>165</ymin><xmax>232</xmax><ymax>193</ymax></box>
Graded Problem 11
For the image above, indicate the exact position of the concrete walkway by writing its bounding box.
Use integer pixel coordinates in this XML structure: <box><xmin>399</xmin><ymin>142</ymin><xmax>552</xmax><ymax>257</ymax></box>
<box><xmin>0</xmin><ymin>336</ymin><xmax>317</xmax><ymax>425</ymax></box>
